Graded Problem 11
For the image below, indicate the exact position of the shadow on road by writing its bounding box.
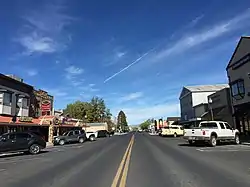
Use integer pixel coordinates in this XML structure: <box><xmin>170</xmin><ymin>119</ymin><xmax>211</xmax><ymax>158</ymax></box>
<box><xmin>178</xmin><ymin>143</ymin><xmax>208</xmax><ymax>147</ymax></box>
<box><xmin>0</xmin><ymin>150</ymin><xmax>49</xmax><ymax>158</ymax></box>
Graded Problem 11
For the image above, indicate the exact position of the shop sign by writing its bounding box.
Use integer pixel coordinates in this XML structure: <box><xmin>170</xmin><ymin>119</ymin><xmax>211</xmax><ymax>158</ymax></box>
<box><xmin>41</xmin><ymin>100</ymin><xmax>51</xmax><ymax>111</ymax></box>
<box><xmin>19</xmin><ymin>116</ymin><xmax>33</xmax><ymax>123</ymax></box>
<box><xmin>34</xmin><ymin>90</ymin><xmax>51</xmax><ymax>100</ymax></box>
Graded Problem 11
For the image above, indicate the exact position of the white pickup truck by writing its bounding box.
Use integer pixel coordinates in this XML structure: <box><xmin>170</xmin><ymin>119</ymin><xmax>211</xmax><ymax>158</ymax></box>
<box><xmin>183</xmin><ymin>121</ymin><xmax>240</xmax><ymax>147</ymax></box>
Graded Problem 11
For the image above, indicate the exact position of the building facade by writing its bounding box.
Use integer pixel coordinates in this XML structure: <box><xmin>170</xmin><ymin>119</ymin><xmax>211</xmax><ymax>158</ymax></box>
<box><xmin>0</xmin><ymin>74</ymin><xmax>33</xmax><ymax>117</ymax></box>
<box><xmin>227</xmin><ymin>36</ymin><xmax>250</xmax><ymax>134</ymax></box>
<box><xmin>31</xmin><ymin>89</ymin><xmax>54</xmax><ymax>117</ymax></box>
<box><xmin>166</xmin><ymin>117</ymin><xmax>181</xmax><ymax>126</ymax></box>
<box><xmin>179</xmin><ymin>84</ymin><xmax>229</xmax><ymax>121</ymax></box>
<box><xmin>207</xmin><ymin>88</ymin><xmax>234</xmax><ymax>126</ymax></box>
<box><xmin>193</xmin><ymin>103</ymin><xmax>209</xmax><ymax>119</ymax></box>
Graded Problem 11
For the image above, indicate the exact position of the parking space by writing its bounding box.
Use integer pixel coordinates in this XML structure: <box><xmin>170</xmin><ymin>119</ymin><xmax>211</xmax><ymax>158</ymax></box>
<box><xmin>196</xmin><ymin>144</ymin><xmax>250</xmax><ymax>152</ymax></box>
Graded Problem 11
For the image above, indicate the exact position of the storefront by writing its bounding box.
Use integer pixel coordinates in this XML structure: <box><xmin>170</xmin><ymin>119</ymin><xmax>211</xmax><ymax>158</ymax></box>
<box><xmin>0</xmin><ymin>116</ymin><xmax>51</xmax><ymax>141</ymax></box>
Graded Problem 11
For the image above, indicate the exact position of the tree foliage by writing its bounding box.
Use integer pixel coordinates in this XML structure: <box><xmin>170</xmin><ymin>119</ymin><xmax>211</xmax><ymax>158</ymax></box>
<box><xmin>117</xmin><ymin>110</ymin><xmax>128</xmax><ymax>131</ymax></box>
<box><xmin>63</xmin><ymin>97</ymin><xmax>112</xmax><ymax>124</ymax></box>
<box><xmin>139</xmin><ymin>119</ymin><xmax>151</xmax><ymax>130</ymax></box>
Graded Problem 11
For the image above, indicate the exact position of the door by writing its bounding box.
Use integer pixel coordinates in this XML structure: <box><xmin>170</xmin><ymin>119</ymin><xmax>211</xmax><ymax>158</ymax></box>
<box><xmin>72</xmin><ymin>130</ymin><xmax>80</xmax><ymax>141</ymax></box>
<box><xmin>224</xmin><ymin>123</ymin><xmax>234</xmax><ymax>139</ymax></box>
<box><xmin>218</xmin><ymin>122</ymin><xmax>227</xmax><ymax>139</ymax></box>
<box><xmin>15</xmin><ymin>133</ymin><xmax>31</xmax><ymax>150</ymax></box>
<box><xmin>0</xmin><ymin>135</ymin><xmax>13</xmax><ymax>153</ymax></box>
<box><xmin>67</xmin><ymin>131</ymin><xmax>75</xmax><ymax>142</ymax></box>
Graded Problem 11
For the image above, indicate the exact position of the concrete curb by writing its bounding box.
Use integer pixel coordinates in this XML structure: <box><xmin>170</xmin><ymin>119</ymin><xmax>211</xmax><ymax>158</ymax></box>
<box><xmin>241</xmin><ymin>142</ymin><xmax>250</xmax><ymax>146</ymax></box>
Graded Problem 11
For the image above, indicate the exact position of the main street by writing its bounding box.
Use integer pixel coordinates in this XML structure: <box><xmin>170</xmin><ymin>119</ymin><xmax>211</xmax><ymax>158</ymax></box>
<box><xmin>0</xmin><ymin>133</ymin><xmax>250</xmax><ymax>187</ymax></box>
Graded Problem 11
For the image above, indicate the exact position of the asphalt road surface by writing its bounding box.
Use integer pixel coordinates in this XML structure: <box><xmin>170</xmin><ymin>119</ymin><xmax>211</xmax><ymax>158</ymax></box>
<box><xmin>0</xmin><ymin>133</ymin><xmax>250</xmax><ymax>187</ymax></box>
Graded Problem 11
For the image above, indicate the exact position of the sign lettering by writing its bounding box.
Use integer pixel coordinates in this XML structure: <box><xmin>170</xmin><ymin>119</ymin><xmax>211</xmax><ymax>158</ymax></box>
<box><xmin>19</xmin><ymin>116</ymin><xmax>33</xmax><ymax>123</ymax></box>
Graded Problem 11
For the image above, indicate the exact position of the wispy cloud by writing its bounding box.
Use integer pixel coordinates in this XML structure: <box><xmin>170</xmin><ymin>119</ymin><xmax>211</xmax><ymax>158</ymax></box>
<box><xmin>121</xmin><ymin>92</ymin><xmax>143</xmax><ymax>102</ymax></box>
<box><xmin>15</xmin><ymin>2</ymin><xmax>74</xmax><ymax>55</ymax></box>
<box><xmin>65</xmin><ymin>65</ymin><xmax>84</xmax><ymax>86</ymax></box>
<box><xmin>27</xmin><ymin>69</ymin><xmax>38</xmax><ymax>76</ymax></box>
<box><xmin>116</xmin><ymin>51</ymin><xmax>126</xmax><ymax>58</ymax></box>
<box><xmin>65</xmin><ymin>65</ymin><xmax>84</xmax><ymax>75</ymax></box>
<box><xmin>42</xmin><ymin>88</ymin><xmax>68</xmax><ymax>97</ymax></box>
<box><xmin>104</xmin><ymin>48</ymin><xmax>127</xmax><ymax>66</ymax></box>
<box><xmin>79</xmin><ymin>83</ymin><xmax>99</xmax><ymax>93</ymax></box>
<box><xmin>155</xmin><ymin>8</ymin><xmax>250</xmax><ymax>61</ymax></box>
<box><xmin>104</xmin><ymin>48</ymin><xmax>154</xmax><ymax>83</ymax></box>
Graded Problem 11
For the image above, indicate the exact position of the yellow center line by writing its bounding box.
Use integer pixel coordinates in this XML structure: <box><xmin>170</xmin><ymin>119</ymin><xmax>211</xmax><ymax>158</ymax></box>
<box><xmin>111</xmin><ymin>135</ymin><xmax>134</xmax><ymax>187</ymax></box>
<box><xmin>119</xmin><ymin>136</ymin><xmax>134</xmax><ymax>187</ymax></box>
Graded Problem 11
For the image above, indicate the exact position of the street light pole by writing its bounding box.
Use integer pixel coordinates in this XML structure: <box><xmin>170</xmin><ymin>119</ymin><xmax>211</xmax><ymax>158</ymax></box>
<box><xmin>208</xmin><ymin>98</ymin><xmax>214</xmax><ymax>121</ymax></box>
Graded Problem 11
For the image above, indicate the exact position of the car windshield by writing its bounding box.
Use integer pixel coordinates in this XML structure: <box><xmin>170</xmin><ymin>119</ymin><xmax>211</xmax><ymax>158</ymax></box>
<box><xmin>62</xmin><ymin>132</ymin><xmax>68</xmax><ymax>136</ymax></box>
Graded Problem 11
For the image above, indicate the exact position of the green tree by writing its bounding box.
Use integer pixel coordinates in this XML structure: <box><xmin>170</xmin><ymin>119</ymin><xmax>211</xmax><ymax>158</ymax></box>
<box><xmin>63</xmin><ymin>97</ymin><xmax>112</xmax><ymax>124</ymax></box>
<box><xmin>139</xmin><ymin>119</ymin><xmax>151</xmax><ymax>130</ymax></box>
<box><xmin>117</xmin><ymin>110</ymin><xmax>128</xmax><ymax>131</ymax></box>
<box><xmin>63</xmin><ymin>101</ymin><xmax>89</xmax><ymax>120</ymax></box>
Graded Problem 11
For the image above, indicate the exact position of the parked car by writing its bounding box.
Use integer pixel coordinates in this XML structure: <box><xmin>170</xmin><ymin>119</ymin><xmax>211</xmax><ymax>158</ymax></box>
<box><xmin>53</xmin><ymin>129</ymin><xmax>87</xmax><ymax>146</ymax></box>
<box><xmin>86</xmin><ymin>131</ymin><xmax>98</xmax><ymax>141</ymax></box>
<box><xmin>97</xmin><ymin>130</ymin><xmax>110</xmax><ymax>138</ymax></box>
<box><xmin>0</xmin><ymin>132</ymin><xmax>46</xmax><ymax>155</ymax></box>
<box><xmin>183</xmin><ymin>121</ymin><xmax>240</xmax><ymax>147</ymax></box>
<box><xmin>159</xmin><ymin>125</ymin><xmax>184</xmax><ymax>137</ymax></box>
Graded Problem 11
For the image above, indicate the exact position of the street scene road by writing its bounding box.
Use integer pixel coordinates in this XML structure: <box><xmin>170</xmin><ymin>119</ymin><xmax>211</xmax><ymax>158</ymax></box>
<box><xmin>0</xmin><ymin>133</ymin><xmax>250</xmax><ymax>187</ymax></box>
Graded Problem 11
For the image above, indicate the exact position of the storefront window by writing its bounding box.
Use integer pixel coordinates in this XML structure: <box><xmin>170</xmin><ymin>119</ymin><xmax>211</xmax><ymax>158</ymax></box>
<box><xmin>22</xmin><ymin>98</ymin><xmax>29</xmax><ymax>109</ymax></box>
<box><xmin>0</xmin><ymin>93</ymin><xmax>3</xmax><ymax>104</ymax></box>
<box><xmin>3</xmin><ymin>92</ymin><xmax>12</xmax><ymax>106</ymax></box>
<box><xmin>230</xmin><ymin>79</ymin><xmax>245</xmax><ymax>100</ymax></box>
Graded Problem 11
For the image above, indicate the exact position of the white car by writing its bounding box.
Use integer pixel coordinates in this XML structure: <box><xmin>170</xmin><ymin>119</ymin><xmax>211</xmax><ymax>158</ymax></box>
<box><xmin>183</xmin><ymin>121</ymin><xmax>240</xmax><ymax>147</ymax></box>
<box><xmin>85</xmin><ymin>131</ymin><xmax>98</xmax><ymax>141</ymax></box>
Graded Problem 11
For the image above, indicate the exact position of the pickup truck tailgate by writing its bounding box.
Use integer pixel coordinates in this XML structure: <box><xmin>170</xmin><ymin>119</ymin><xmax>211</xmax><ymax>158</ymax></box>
<box><xmin>184</xmin><ymin>128</ymin><xmax>203</xmax><ymax>137</ymax></box>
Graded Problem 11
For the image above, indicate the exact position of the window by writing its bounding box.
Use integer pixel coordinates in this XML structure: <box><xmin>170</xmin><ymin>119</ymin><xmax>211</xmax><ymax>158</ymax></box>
<box><xmin>219</xmin><ymin>123</ymin><xmax>225</xmax><ymax>129</ymax></box>
<box><xmin>63</xmin><ymin>132</ymin><xmax>69</xmax><ymax>136</ymax></box>
<box><xmin>224</xmin><ymin>123</ymin><xmax>232</xmax><ymax>129</ymax></box>
<box><xmin>0</xmin><ymin>93</ymin><xmax>3</xmax><ymax>104</ymax></box>
<box><xmin>3</xmin><ymin>92</ymin><xmax>12</xmax><ymax>106</ymax></box>
<box><xmin>230</xmin><ymin>79</ymin><xmax>245</xmax><ymax>99</ymax></box>
<box><xmin>74</xmin><ymin>130</ymin><xmax>80</xmax><ymax>135</ymax></box>
<box><xmin>17</xmin><ymin>97</ymin><xmax>22</xmax><ymax>108</ymax></box>
<box><xmin>9</xmin><ymin>134</ymin><xmax>16</xmax><ymax>140</ymax></box>
<box><xmin>68</xmin><ymin>131</ymin><xmax>73</xmax><ymax>136</ymax></box>
<box><xmin>170</xmin><ymin>127</ymin><xmax>178</xmax><ymax>129</ymax></box>
<box><xmin>200</xmin><ymin>123</ymin><xmax>218</xmax><ymax>128</ymax></box>
<box><xmin>80</xmin><ymin>130</ymin><xmax>85</xmax><ymax>134</ymax></box>
<box><xmin>16</xmin><ymin>133</ymin><xmax>31</xmax><ymax>139</ymax></box>
<box><xmin>22</xmin><ymin>98</ymin><xmax>29</xmax><ymax>108</ymax></box>
<box><xmin>163</xmin><ymin>127</ymin><xmax>169</xmax><ymax>129</ymax></box>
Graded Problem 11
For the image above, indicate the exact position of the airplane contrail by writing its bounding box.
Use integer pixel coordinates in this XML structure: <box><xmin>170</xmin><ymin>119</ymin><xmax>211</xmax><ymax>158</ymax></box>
<box><xmin>103</xmin><ymin>48</ymin><xmax>154</xmax><ymax>83</ymax></box>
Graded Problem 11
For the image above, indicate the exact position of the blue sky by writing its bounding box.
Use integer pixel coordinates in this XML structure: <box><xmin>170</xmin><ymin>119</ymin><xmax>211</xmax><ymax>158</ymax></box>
<box><xmin>1</xmin><ymin>0</ymin><xmax>250</xmax><ymax>124</ymax></box>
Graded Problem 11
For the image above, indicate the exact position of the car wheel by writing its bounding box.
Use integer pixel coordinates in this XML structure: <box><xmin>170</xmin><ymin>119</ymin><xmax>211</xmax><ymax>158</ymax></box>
<box><xmin>89</xmin><ymin>135</ymin><xmax>95</xmax><ymax>141</ymax></box>
<box><xmin>174</xmin><ymin>133</ymin><xmax>177</xmax><ymax>138</ymax></box>
<box><xmin>79</xmin><ymin>138</ymin><xmax>84</xmax><ymax>143</ymax></box>
<box><xmin>210</xmin><ymin>136</ymin><xmax>217</xmax><ymax>147</ymax></box>
<box><xmin>29</xmin><ymin>144</ymin><xmax>41</xmax><ymax>155</ymax></box>
<box><xmin>188</xmin><ymin>140</ymin><xmax>193</xmax><ymax>145</ymax></box>
<box><xmin>235</xmin><ymin>134</ymin><xmax>240</xmax><ymax>144</ymax></box>
<box><xmin>59</xmin><ymin>139</ymin><xmax>65</xmax><ymax>145</ymax></box>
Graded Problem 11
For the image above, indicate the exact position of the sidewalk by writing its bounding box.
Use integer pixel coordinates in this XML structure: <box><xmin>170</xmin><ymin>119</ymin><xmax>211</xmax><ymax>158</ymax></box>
<box><xmin>46</xmin><ymin>142</ymin><xmax>54</xmax><ymax>147</ymax></box>
<box><xmin>240</xmin><ymin>135</ymin><xmax>250</xmax><ymax>145</ymax></box>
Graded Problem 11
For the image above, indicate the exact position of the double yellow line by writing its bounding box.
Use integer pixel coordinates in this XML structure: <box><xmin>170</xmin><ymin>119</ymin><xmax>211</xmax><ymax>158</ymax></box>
<box><xmin>111</xmin><ymin>135</ymin><xmax>134</xmax><ymax>187</ymax></box>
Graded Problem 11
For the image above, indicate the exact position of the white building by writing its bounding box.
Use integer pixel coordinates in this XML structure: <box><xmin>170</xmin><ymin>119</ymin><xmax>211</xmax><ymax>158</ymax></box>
<box><xmin>179</xmin><ymin>84</ymin><xmax>229</xmax><ymax>121</ymax></box>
